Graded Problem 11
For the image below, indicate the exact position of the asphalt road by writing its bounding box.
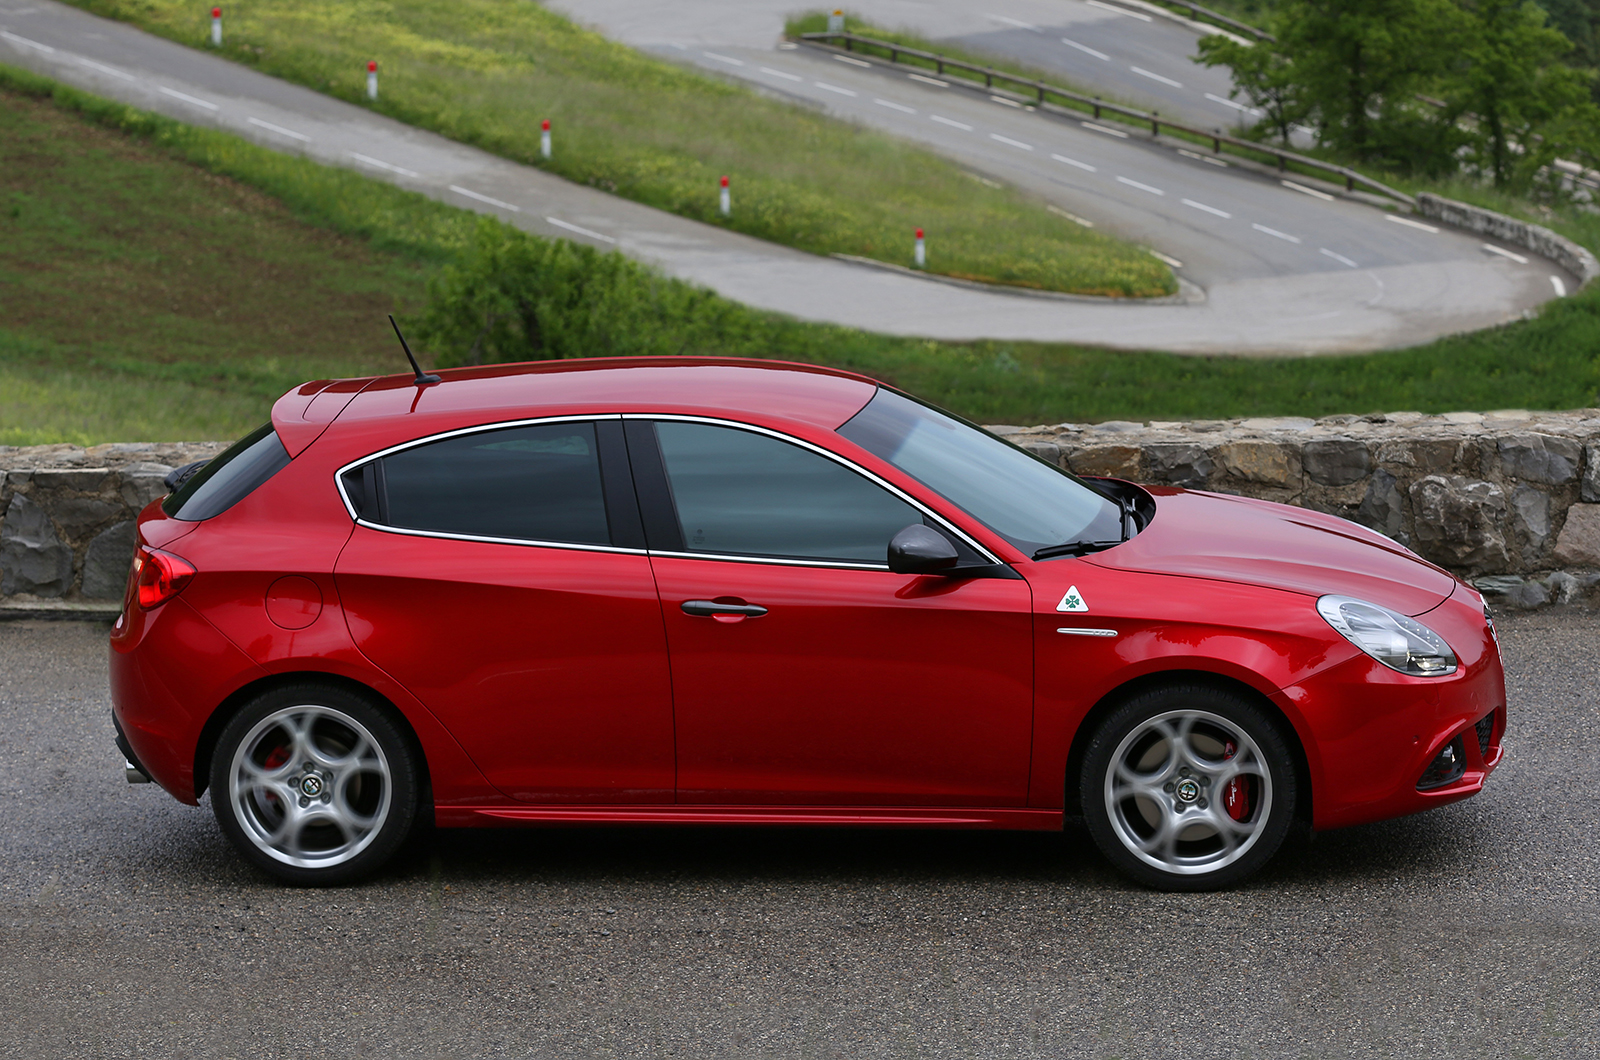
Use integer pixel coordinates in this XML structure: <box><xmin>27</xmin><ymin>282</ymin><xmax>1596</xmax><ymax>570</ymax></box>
<box><xmin>1</xmin><ymin>611</ymin><xmax>1596</xmax><ymax>1059</ymax></box>
<box><xmin>0</xmin><ymin>0</ymin><xmax>1570</xmax><ymax>354</ymax></box>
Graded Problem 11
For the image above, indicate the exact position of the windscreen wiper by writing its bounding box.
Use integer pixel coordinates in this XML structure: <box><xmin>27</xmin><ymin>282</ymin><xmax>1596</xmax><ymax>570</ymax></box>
<box><xmin>1033</xmin><ymin>540</ymin><xmax>1122</xmax><ymax>561</ymax></box>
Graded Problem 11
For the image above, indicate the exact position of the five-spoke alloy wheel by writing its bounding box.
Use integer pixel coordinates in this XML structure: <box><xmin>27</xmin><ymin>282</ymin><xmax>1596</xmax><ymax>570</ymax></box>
<box><xmin>210</xmin><ymin>684</ymin><xmax>419</xmax><ymax>885</ymax></box>
<box><xmin>1081</xmin><ymin>685</ymin><xmax>1298</xmax><ymax>890</ymax></box>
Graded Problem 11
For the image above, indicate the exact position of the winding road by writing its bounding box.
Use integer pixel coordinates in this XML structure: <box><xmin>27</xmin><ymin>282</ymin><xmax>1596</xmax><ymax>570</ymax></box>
<box><xmin>0</xmin><ymin>0</ymin><xmax>1576</xmax><ymax>353</ymax></box>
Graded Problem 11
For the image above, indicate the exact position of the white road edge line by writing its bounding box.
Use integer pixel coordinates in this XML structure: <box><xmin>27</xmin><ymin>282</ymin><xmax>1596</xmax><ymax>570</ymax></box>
<box><xmin>450</xmin><ymin>185</ymin><xmax>520</xmax><ymax>211</ymax></box>
<box><xmin>1062</xmin><ymin>38</ymin><xmax>1110</xmax><ymax>60</ymax></box>
<box><xmin>1320</xmin><ymin>248</ymin><xmax>1359</xmax><ymax>268</ymax></box>
<box><xmin>702</xmin><ymin>51</ymin><xmax>744</xmax><ymax>66</ymax></box>
<box><xmin>909</xmin><ymin>73</ymin><xmax>949</xmax><ymax>87</ymax></box>
<box><xmin>0</xmin><ymin>30</ymin><xmax>54</xmax><ymax>52</ymax></box>
<box><xmin>352</xmin><ymin>152</ymin><xmax>420</xmax><ymax>177</ymax></box>
<box><xmin>1252</xmin><ymin>222</ymin><xmax>1301</xmax><ymax>243</ymax></box>
<box><xmin>76</xmin><ymin>56</ymin><xmax>136</xmax><ymax>81</ymax></box>
<box><xmin>1048</xmin><ymin>204</ymin><xmax>1094</xmax><ymax>227</ymax></box>
<box><xmin>1082</xmin><ymin>121</ymin><xmax>1129</xmax><ymax>138</ymax></box>
<box><xmin>931</xmin><ymin>114</ymin><xmax>973</xmax><ymax>130</ymax></box>
<box><xmin>759</xmin><ymin>66</ymin><xmax>803</xmax><ymax>82</ymax></box>
<box><xmin>546</xmin><ymin>217</ymin><xmax>617</xmax><ymax>243</ymax></box>
<box><xmin>1051</xmin><ymin>153</ymin><xmax>1096</xmax><ymax>171</ymax></box>
<box><xmin>815</xmin><ymin>81</ymin><xmax>858</xmax><ymax>96</ymax></box>
<box><xmin>1117</xmin><ymin>175</ymin><xmax>1164</xmax><ymax>195</ymax></box>
<box><xmin>834</xmin><ymin>54</ymin><xmax>873</xmax><ymax>67</ymax></box>
<box><xmin>1386</xmin><ymin>214</ymin><xmax>1440</xmax><ymax>233</ymax></box>
<box><xmin>158</xmin><ymin>86</ymin><xmax>219</xmax><ymax>110</ymax></box>
<box><xmin>1552</xmin><ymin>275</ymin><xmax>1568</xmax><ymax>297</ymax></box>
<box><xmin>875</xmin><ymin>98</ymin><xmax>916</xmax><ymax>113</ymax></box>
<box><xmin>247</xmin><ymin>117</ymin><xmax>310</xmax><ymax>142</ymax></box>
<box><xmin>1181</xmin><ymin>198</ymin><xmax>1230</xmax><ymax>218</ymax></box>
<box><xmin>1150</xmin><ymin>249</ymin><xmax>1183</xmax><ymax>268</ymax></box>
<box><xmin>1482</xmin><ymin>243</ymin><xmax>1529</xmax><ymax>264</ymax></box>
<box><xmin>1282</xmin><ymin>179</ymin><xmax>1334</xmax><ymax>202</ymax></box>
<box><xmin>991</xmin><ymin>133</ymin><xmax>1034</xmax><ymax>150</ymax></box>
<box><xmin>1087</xmin><ymin>0</ymin><xmax>1153</xmax><ymax>20</ymax></box>
<box><xmin>1130</xmin><ymin>66</ymin><xmax>1182</xmax><ymax>88</ymax></box>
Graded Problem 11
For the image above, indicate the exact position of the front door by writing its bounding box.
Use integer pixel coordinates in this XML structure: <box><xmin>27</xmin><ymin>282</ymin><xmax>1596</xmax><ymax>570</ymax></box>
<box><xmin>634</xmin><ymin>419</ymin><xmax>1034</xmax><ymax>806</ymax></box>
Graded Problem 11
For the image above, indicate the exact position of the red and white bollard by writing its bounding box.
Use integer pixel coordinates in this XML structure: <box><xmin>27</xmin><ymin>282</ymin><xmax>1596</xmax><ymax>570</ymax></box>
<box><xmin>210</xmin><ymin>7</ymin><xmax>222</xmax><ymax>46</ymax></box>
<box><xmin>541</xmin><ymin>119</ymin><xmax>551</xmax><ymax>159</ymax></box>
<box><xmin>366</xmin><ymin>60</ymin><xmax>378</xmax><ymax>101</ymax></box>
<box><xmin>719</xmin><ymin>175</ymin><xmax>730</xmax><ymax>217</ymax></box>
<box><xmin>914</xmin><ymin>227</ymin><xmax>925</xmax><ymax>268</ymax></box>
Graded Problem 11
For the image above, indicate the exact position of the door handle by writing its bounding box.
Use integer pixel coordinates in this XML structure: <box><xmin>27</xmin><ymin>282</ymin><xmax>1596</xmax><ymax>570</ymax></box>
<box><xmin>681</xmin><ymin>599</ymin><xmax>769</xmax><ymax>618</ymax></box>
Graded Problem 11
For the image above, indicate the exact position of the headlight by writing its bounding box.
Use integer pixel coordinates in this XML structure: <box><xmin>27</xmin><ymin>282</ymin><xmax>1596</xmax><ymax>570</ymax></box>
<box><xmin>1316</xmin><ymin>595</ymin><xmax>1457</xmax><ymax>677</ymax></box>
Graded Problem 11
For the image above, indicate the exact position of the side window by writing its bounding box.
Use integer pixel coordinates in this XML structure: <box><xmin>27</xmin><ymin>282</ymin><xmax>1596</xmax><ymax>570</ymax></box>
<box><xmin>654</xmin><ymin>421</ymin><xmax>920</xmax><ymax>563</ymax></box>
<box><xmin>357</xmin><ymin>422</ymin><xmax>611</xmax><ymax>546</ymax></box>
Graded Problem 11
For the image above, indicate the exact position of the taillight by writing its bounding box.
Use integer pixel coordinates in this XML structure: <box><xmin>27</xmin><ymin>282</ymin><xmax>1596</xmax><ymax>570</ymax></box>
<box><xmin>132</xmin><ymin>547</ymin><xmax>197</xmax><ymax>610</ymax></box>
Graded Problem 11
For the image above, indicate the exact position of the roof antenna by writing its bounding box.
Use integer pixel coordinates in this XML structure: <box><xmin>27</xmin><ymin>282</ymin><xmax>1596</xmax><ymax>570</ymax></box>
<box><xmin>389</xmin><ymin>314</ymin><xmax>440</xmax><ymax>385</ymax></box>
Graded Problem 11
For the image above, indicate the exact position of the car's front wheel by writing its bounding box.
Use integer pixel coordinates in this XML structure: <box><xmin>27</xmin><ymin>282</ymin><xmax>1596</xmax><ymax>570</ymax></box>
<box><xmin>1080</xmin><ymin>684</ymin><xmax>1298</xmax><ymax>890</ymax></box>
<box><xmin>210</xmin><ymin>684</ymin><xmax>419</xmax><ymax>885</ymax></box>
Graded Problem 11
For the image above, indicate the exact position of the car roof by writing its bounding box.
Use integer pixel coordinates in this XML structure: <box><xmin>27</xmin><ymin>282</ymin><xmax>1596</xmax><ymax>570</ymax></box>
<box><xmin>273</xmin><ymin>358</ymin><xmax>884</xmax><ymax>456</ymax></box>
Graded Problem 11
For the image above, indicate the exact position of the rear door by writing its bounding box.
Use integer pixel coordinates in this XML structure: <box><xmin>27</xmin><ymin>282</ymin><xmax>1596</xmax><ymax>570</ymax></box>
<box><xmin>334</xmin><ymin>417</ymin><xmax>674</xmax><ymax>803</ymax></box>
<box><xmin>629</xmin><ymin>417</ymin><xmax>1035</xmax><ymax>807</ymax></box>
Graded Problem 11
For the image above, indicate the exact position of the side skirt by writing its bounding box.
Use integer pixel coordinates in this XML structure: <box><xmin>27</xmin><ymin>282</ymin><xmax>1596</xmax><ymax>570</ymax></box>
<box><xmin>436</xmin><ymin>805</ymin><xmax>1065</xmax><ymax>830</ymax></box>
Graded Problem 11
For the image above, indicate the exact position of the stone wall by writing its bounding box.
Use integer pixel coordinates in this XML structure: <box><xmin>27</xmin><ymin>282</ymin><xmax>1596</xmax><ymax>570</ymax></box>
<box><xmin>5</xmin><ymin>411</ymin><xmax>1600</xmax><ymax>610</ymax></box>
<box><xmin>1416</xmin><ymin>193</ymin><xmax>1600</xmax><ymax>286</ymax></box>
<box><xmin>988</xmin><ymin>407</ymin><xmax>1600</xmax><ymax>609</ymax></box>
<box><xmin>1</xmin><ymin>441</ymin><xmax>227</xmax><ymax>603</ymax></box>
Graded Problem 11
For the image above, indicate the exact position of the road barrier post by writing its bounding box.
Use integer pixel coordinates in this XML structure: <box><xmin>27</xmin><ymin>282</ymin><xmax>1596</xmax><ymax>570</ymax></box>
<box><xmin>541</xmin><ymin>119</ymin><xmax>551</xmax><ymax>159</ymax></box>
<box><xmin>1094</xmin><ymin>97</ymin><xmax>1101</xmax><ymax>119</ymax></box>
<box><xmin>720</xmin><ymin>175</ymin><xmax>730</xmax><ymax>217</ymax></box>
<box><xmin>1152</xmin><ymin>111</ymin><xmax>1160</xmax><ymax>136</ymax></box>
<box><xmin>210</xmin><ymin>7</ymin><xmax>221</xmax><ymax>47</ymax></box>
<box><xmin>366</xmin><ymin>60</ymin><xmax>377</xmax><ymax>101</ymax></box>
<box><xmin>914</xmin><ymin>228</ymin><xmax>925</xmax><ymax>268</ymax></box>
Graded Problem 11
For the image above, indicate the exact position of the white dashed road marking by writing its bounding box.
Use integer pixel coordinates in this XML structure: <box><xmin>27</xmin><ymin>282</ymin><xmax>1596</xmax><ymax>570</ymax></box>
<box><xmin>1252</xmin><ymin>223</ymin><xmax>1301</xmax><ymax>243</ymax></box>
<box><xmin>760</xmin><ymin>66</ymin><xmax>802</xmax><ymax>81</ymax></box>
<box><xmin>702</xmin><ymin>51</ymin><xmax>744</xmax><ymax>66</ymax></box>
<box><xmin>1282</xmin><ymin>180</ymin><xmax>1334</xmax><ymax>202</ymax></box>
<box><xmin>1083</xmin><ymin>122</ymin><xmax>1129</xmax><ymax>138</ymax></box>
<box><xmin>1130</xmin><ymin>66</ymin><xmax>1182</xmax><ymax>88</ymax></box>
<box><xmin>834</xmin><ymin>54</ymin><xmax>872</xmax><ymax>68</ymax></box>
<box><xmin>1205</xmin><ymin>93</ymin><xmax>1257</xmax><ymax>114</ymax></box>
<box><xmin>1087</xmin><ymin>0</ymin><xmax>1152</xmax><ymax>19</ymax></box>
<box><xmin>158</xmin><ymin>86</ymin><xmax>218</xmax><ymax>110</ymax></box>
<box><xmin>1552</xmin><ymin>276</ymin><xmax>1568</xmax><ymax>296</ymax></box>
<box><xmin>909</xmin><ymin>73</ymin><xmax>949</xmax><ymax>87</ymax></box>
<box><xmin>1049</xmin><ymin>204</ymin><xmax>1095</xmax><ymax>226</ymax></box>
<box><xmin>1150</xmin><ymin>249</ymin><xmax>1184</xmax><ymax>267</ymax></box>
<box><xmin>991</xmin><ymin>133</ymin><xmax>1034</xmax><ymax>150</ymax></box>
<box><xmin>1117</xmin><ymin>176</ymin><xmax>1164</xmax><ymax>195</ymax></box>
<box><xmin>450</xmin><ymin>185</ymin><xmax>520</xmax><ymax>211</ymax></box>
<box><xmin>1062</xmin><ymin>38</ymin><xmax>1110</xmax><ymax>60</ymax></box>
<box><xmin>1386</xmin><ymin>215</ymin><xmax>1440</xmax><ymax>233</ymax></box>
<box><xmin>990</xmin><ymin>95</ymin><xmax>1024</xmax><ymax>108</ymax></box>
<box><xmin>1181</xmin><ymin>198</ymin><xmax>1230</xmax><ymax>218</ymax></box>
<box><xmin>546</xmin><ymin>217</ymin><xmax>617</xmax><ymax>243</ymax></box>
<box><xmin>352</xmin><ymin>153</ymin><xmax>419</xmax><ymax>177</ymax></box>
<box><xmin>875</xmin><ymin>98</ymin><xmax>915</xmax><ymax>113</ymax></box>
<box><xmin>76</xmin><ymin>56</ymin><xmax>135</xmax><ymax>80</ymax></box>
<box><xmin>814</xmin><ymin>81</ymin><xmax>857</xmax><ymax>96</ymax></box>
<box><xmin>931</xmin><ymin>114</ymin><xmax>973</xmax><ymax>130</ymax></box>
<box><xmin>1051</xmin><ymin>153</ymin><xmax>1096</xmax><ymax>171</ymax></box>
<box><xmin>1320</xmin><ymin>248</ymin><xmax>1359</xmax><ymax>268</ymax></box>
<box><xmin>1482</xmin><ymin>244</ymin><xmax>1529</xmax><ymax>264</ymax></box>
<box><xmin>247</xmin><ymin>117</ymin><xmax>309</xmax><ymax>142</ymax></box>
<box><xmin>990</xmin><ymin>14</ymin><xmax>1041</xmax><ymax>30</ymax></box>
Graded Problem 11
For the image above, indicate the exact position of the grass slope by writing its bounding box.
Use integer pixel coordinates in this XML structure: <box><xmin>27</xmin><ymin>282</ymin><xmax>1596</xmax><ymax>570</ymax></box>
<box><xmin>59</xmin><ymin>0</ymin><xmax>1172</xmax><ymax>298</ymax></box>
<box><xmin>3</xmin><ymin>65</ymin><xmax>1599</xmax><ymax>449</ymax></box>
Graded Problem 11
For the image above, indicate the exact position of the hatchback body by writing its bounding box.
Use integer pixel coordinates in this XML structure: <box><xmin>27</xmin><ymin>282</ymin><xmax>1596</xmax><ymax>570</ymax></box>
<box><xmin>110</xmin><ymin>359</ymin><xmax>1505</xmax><ymax>889</ymax></box>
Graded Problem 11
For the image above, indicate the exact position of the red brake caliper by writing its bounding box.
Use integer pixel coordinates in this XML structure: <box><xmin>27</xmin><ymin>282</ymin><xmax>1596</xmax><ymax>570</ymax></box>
<box><xmin>1222</xmin><ymin>740</ymin><xmax>1250</xmax><ymax>821</ymax></box>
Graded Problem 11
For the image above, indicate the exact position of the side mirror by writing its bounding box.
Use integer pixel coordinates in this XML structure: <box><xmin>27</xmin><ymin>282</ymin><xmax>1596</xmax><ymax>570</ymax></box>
<box><xmin>888</xmin><ymin>524</ymin><xmax>959</xmax><ymax>575</ymax></box>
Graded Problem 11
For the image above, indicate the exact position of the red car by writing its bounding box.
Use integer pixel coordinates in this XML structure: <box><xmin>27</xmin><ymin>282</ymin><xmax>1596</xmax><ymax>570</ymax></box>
<box><xmin>110</xmin><ymin>358</ymin><xmax>1505</xmax><ymax>889</ymax></box>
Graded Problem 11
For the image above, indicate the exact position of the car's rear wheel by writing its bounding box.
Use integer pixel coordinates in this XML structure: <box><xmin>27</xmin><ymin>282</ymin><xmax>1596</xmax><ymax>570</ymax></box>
<box><xmin>210</xmin><ymin>684</ymin><xmax>418</xmax><ymax>885</ymax></box>
<box><xmin>1080</xmin><ymin>685</ymin><xmax>1297</xmax><ymax>890</ymax></box>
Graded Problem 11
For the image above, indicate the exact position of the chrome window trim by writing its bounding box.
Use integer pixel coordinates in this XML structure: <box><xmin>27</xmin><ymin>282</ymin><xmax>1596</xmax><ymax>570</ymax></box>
<box><xmin>628</xmin><ymin>413</ymin><xmax>1004</xmax><ymax>567</ymax></box>
<box><xmin>331</xmin><ymin>411</ymin><xmax>1006</xmax><ymax>570</ymax></box>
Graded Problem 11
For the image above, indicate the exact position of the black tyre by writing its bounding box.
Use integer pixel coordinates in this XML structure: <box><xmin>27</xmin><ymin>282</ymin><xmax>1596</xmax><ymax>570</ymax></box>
<box><xmin>209</xmin><ymin>683</ymin><xmax>420</xmax><ymax>886</ymax></box>
<box><xmin>1079</xmin><ymin>684</ymin><xmax>1298</xmax><ymax>890</ymax></box>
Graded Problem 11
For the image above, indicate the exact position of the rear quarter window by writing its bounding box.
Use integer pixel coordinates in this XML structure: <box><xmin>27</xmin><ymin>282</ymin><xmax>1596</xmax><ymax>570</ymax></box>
<box><xmin>162</xmin><ymin>423</ymin><xmax>291</xmax><ymax>521</ymax></box>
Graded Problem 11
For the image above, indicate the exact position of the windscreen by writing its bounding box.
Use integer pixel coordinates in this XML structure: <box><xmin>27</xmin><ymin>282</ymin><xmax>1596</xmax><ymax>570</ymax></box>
<box><xmin>838</xmin><ymin>389</ymin><xmax>1122</xmax><ymax>557</ymax></box>
<box><xmin>162</xmin><ymin>423</ymin><xmax>291</xmax><ymax>521</ymax></box>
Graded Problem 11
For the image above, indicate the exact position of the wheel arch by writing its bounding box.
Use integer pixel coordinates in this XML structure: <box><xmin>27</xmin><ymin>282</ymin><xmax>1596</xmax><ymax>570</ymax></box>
<box><xmin>192</xmin><ymin>670</ymin><xmax>431</xmax><ymax>807</ymax></box>
<box><xmin>1061</xmin><ymin>669</ymin><xmax>1312</xmax><ymax>826</ymax></box>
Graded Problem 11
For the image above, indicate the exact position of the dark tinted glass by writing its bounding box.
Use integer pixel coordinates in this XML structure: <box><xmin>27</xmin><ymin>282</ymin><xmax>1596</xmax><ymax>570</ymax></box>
<box><xmin>839</xmin><ymin>388</ymin><xmax>1122</xmax><ymax>555</ymax></box>
<box><xmin>163</xmin><ymin>422</ymin><xmax>291</xmax><ymax>522</ymax></box>
<box><xmin>655</xmin><ymin>422</ymin><xmax>919</xmax><ymax>563</ymax></box>
<box><xmin>380</xmin><ymin>422</ymin><xmax>609</xmax><ymax>545</ymax></box>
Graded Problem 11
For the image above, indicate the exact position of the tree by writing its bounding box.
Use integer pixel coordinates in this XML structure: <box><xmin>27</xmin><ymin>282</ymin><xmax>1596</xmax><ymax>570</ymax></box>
<box><xmin>1196</xmin><ymin>33</ymin><xmax>1306</xmax><ymax>145</ymax></box>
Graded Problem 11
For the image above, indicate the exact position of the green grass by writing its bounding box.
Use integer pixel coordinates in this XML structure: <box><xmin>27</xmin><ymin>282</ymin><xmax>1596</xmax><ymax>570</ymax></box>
<box><xmin>4</xmin><ymin>63</ymin><xmax>1600</xmax><ymax>449</ymax></box>
<box><xmin>58</xmin><ymin>0</ymin><xmax>1173</xmax><ymax>299</ymax></box>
